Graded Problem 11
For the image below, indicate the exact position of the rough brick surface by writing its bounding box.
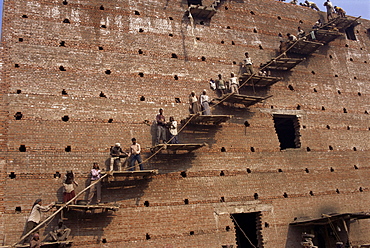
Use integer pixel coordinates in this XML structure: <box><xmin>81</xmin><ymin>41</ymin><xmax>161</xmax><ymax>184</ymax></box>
<box><xmin>1</xmin><ymin>0</ymin><xmax>370</xmax><ymax>247</ymax></box>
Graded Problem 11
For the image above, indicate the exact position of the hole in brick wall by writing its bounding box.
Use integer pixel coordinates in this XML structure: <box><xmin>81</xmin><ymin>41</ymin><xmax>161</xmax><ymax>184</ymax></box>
<box><xmin>59</xmin><ymin>66</ymin><xmax>66</xmax><ymax>71</ymax></box>
<box><xmin>244</xmin><ymin>121</ymin><xmax>250</xmax><ymax>127</ymax></box>
<box><xmin>102</xmin><ymin>238</ymin><xmax>107</xmax><ymax>243</ymax></box>
<box><xmin>140</xmin><ymin>96</ymin><xmax>145</xmax><ymax>101</ymax></box>
<box><xmin>144</xmin><ymin>201</ymin><xmax>150</xmax><ymax>207</ymax></box>
<box><xmin>226</xmin><ymin>226</ymin><xmax>231</xmax><ymax>231</ymax></box>
<box><xmin>63</xmin><ymin>19</ymin><xmax>70</xmax><ymax>23</ymax></box>
<box><xmin>19</xmin><ymin>38</ymin><xmax>23</xmax><ymax>42</ymax></box>
<box><xmin>273</xmin><ymin>115</ymin><xmax>301</xmax><ymax>150</ymax></box>
<box><xmin>313</xmin><ymin>88</ymin><xmax>317</xmax><ymax>92</ymax></box>
<box><xmin>337</xmin><ymin>90</ymin><xmax>341</xmax><ymax>94</ymax></box>
<box><xmin>354</xmin><ymin>165</ymin><xmax>358</xmax><ymax>169</ymax></box>
<box><xmin>305</xmin><ymin>168</ymin><xmax>309</xmax><ymax>173</ymax></box>
<box><xmin>271</xmin><ymin>106</ymin><xmax>274</xmax><ymax>109</ymax></box>
<box><xmin>232</xmin><ymin>61</ymin><xmax>236</xmax><ymax>65</ymax></box>
<box><xmin>350</xmin><ymin>58</ymin><xmax>353</xmax><ymax>61</ymax></box>
<box><xmin>62</xmin><ymin>115</ymin><xmax>69</xmax><ymax>122</ymax></box>
<box><xmin>9</xmin><ymin>172</ymin><xmax>16</xmax><ymax>179</ymax></box>
<box><xmin>253</xmin><ymin>28</ymin><xmax>257</xmax><ymax>33</ymax></box>
<box><xmin>231</xmin><ymin>41</ymin><xmax>235</xmax><ymax>45</ymax></box>
<box><xmin>201</xmin><ymin>56</ymin><xmax>206</xmax><ymax>61</ymax></box>
<box><xmin>358</xmin><ymin>92</ymin><xmax>361</xmax><ymax>96</ymax></box>
<box><xmin>108</xmin><ymin>118</ymin><xmax>113</xmax><ymax>123</ymax></box>
<box><xmin>98</xmin><ymin>46</ymin><xmax>104</xmax><ymax>50</ymax></box>
<box><xmin>354</xmin><ymin>76</ymin><xmax>357</xmax><ymax>79</ymax></box>
<box><xmin>250</xmin><ymin>11</ymin><xmax>255</xmax><ymax>15</ymax></box>
<box><xmin>220</xmin><ymin>170</ymin><xmax>225</xmax><ymax>176</ymax></box>
<box><xmin>288</xmin><ymin>85</ymin><xmax>294</xmax><ymax>91</ymax></box>
<box><xmin>306</xmin><ymin>147</ymin><xmax>311</xmax><ymax>152</ymax></box>
<box><xmin>135</xmin><ymin>10</ymin><xmax>140</xmax><ymax>15</ymax></box>
<box><xmin>226</xmin><ymin>26</ymin><xmax>230</xmax><ymax>29</ymax></box>
<box><xmin>189</xmin><ymin>231</ymin><xmax>194</xmax><ymax>235</ymax></box>
<box><xmin>283</xmin><ymin>192</ymin><xmax>288</xmax><ymax>198</ymax></box>
<box><xmin>54</xmin><ymin>171</ymin><xmax>61</xmax><ymax>178</ymax></box>
<box><xmin>302</xmin><ymin>125</ymin><xmax>306</xmax><ymax>129</ymax></box>
<box><xmin>171</xmin><ymin>53</ymin><xmax>178</xmax><ymax>58</ymax></box>
<box><xmin>19</xmin><ymin>145</ymin><xmax>26</xmax><ymax>152</ymax></box>
<box><xmin>139</xmin><ymin>28</ymin><xmax>144</xmax><ymax>32</ymax></box>
<box><xmin>220</xmin><ymin>196</ymin><xmax>225</xmax><ymax>202</ymax></box>
<box><xmin>15</xmin><ymin>206</ymin><xmax>22</xmax><ymax>213</ymax></box>
<box><xmin>65</xmin><ymin>146</ymin><xmax>71</xmax><ymax>152</ymax></box>
<box><xmin>184</xmin><ymin>199</ymin><xmax>189</xmax><ymax>204</ymax></box>
<box><xmin>326</xmin><ymin>125</ymin><xmax>330</xmax><ymax>129</ymax></box>
<box><xmin>175</xmin><ymin>98</ymin><xmax>181</xmax><ymax>103</ymax></box>
<box><xmin>247</xmin><ymin>168</ymin><xmax>251</xmax><ymax>173</ymax></box>
<box><xmin>22</xmin><ymin>15</ymin><xmax>28</xmax><ymax>18</ymax></box>
<box><xmin>359</xmin><ymin>187</ymin><xmax>363</xmax><ymax>192</ymax></box>
<box><xmin>299</xmin><ymin>20</ymin><xmax>303</xmax><ymax>24</ymax></box>
<box><xmin>138</xmin><ymin>72</ymin><xmax>144</xmax><ymax>77</ymax></box>
<box><xmin>180</xmin><ymin>171</ymin><xmax>187</xmax><ymax>178</ymax></box>
<box><xmin>345</xmin><ymin>44</ymin><xmax>348</xmax><ymax>47</ymax></box>
<box><xmin>62</xmin><ymin>89</ymin><xmax>68</xmax><ymax>95</ymax></box>
<box><xmin>278</xmin><ymin>169</ymin><xmax>283</xmax><ymax>172</ymax></box>
<box><xmin>174</xmin><ymin>75</ymin><xmax>179</xmax><ymax>80</ymax></box>
<box><xmin>250</xmin><ymin>147</ymin><xmax>255</xmax><ymax>152</ymax></box>
<box><xmin>322</xmin><ymin>106</ymin><xmax>325</xmax><ymax>111</ymax></box>
<box><xmin>59</xmin><ymin>41</ymin><xmax>65</xmax><ymax>47</ymax></box>
<box><xmin>277</xmin><ymin>16</ymin><xmax>281</xmax><ymax>20</ymax></box>
<box><xmin>221</xmin><ymin>40</ymin><xmax>224</xmax><ymax>44</ymax></box>
<box><xmin>347</xmin><ymin>126</ymin><xmax>350</xmax><ymax>130</ymax></box>
<box><xmin>296</xmin><ymin>105</ymin><xmax>301</xmax><ymax>110</ymax></box>
<box><xmin>146</xmin><ymin>233</ymin><xmax>151</xmax><ymax>240</ymax></box>
<box><xmin>169</xmin><ymin>17</ymin><xmax>173</xmax><ymax>20</ymax></box>
<box><xmin>335</xmin><ymin>74</ymin><xmax>338</xmax><ymax>77</ymax></box>
<box><xmin>169</xmin><ymin>33</ymin><xmax>173</xmax><ymax>37</ymax></box>
<box><xmin>14</xmin><ymin>112</ymin><xmax>23</xmax><ymax>120</ymax></box>
<box><xmin>196</xmin><ymin>37</ymin><xmax>200</xmax><ymax>40</ymax></box>
<box><xmin>309</xmin><ymin>191</ymin><xmax>314</xmax><ymax>196</ymax></box>
<box><xmin>265</xmin><ymin>222</ymin><xmax>269</xmax><ymax>228</ymax></box>
<box><xmin>17</xmin><ymin>90</ymin><xmax>22</xmax><ymax>94</ymax></box>
<box><xmin>100</xmin><ymin>92</ymin><xmax>107</xmax><ymax>98</ymax></box>
<box><xmin>353</xmin><ymin>147</ymin><xmax>357</xmax><ymax>151</ymax></box>
<box><xmin>62</xmin><ymin>0</ymin><xmax>68</xmax><ymax>5</ymax></box>
<box><xmin>365</xmin><ymin>61</ymin><xmax>367</xmax><ymax>63</ymax></box>
<box><xmin>221</xmin><ymin>147</ymin><xmax>226</xmax><ymax>152</ymax></box>
<box><xmin>311</xmin><ymin>71</ymin><xmax>315</xmax><ymax>75</ymax></box>
<box><xmin>225</xmin><ymin>6</ymin><xmax>228</xmax><ymax>10</ymax></box>
<box><xmin>253</xmin><ymin>193</ymin><xmax>258</xmax><ymax>200</ymax></box>
<box><xmin>105</xmin><ymin>70</ymin><xmax>111</xmax><ymax>75</ymax></box>
<box><xmin>329</xmin><ymin>145</ymin><xmax>333</xmax><ymax>150</ymax></box>
<box><xmin>365</xmin><ymin>111</ymin><xmax>369</xmax><ymax>115</ymax></box>
<box><xmin>259</xmin><ymin>45</ymin><xmax>263</xmax><ymax>50</ymax></box>
<box><xmin>329</xmin><ymin>55</ymin><xmax>333</xmax><ymax>59</ymax></box>
<box><xmin>99</xmin><ymin>5</ymin><xmax>104</xmax><ymax>10</ymax></box>
<box><xmin>343</xmin><ymin>108</ymin><xmax>347</xmax><ymax>113</ymax></box>
<box><xmin>101</xmin><ymin>25</ymin><xmax>107</xmax><ymax>28</ymax></box>
<box><xmin>330</xmin><ymin>167</ymin><xmax>334</xmax><ymax>172</ymax></box>
<box><xmin>200</xmin><ymin>21</ymin><xmax>205</xmax><ymax>25</ymax></box>
<box><xmin>138</xmin><ymin>49</ymin><xmax>143</xmax><ymax>54</ymax></box>
<box><xmin>336</xmin><ymin>189</ymin><xmax>340</xmax><ymax>194</ymax></box>
<box><xmin>15</xmin><ymin>64</ymin><xmax>20</xmax><ymax>68</ymax></box>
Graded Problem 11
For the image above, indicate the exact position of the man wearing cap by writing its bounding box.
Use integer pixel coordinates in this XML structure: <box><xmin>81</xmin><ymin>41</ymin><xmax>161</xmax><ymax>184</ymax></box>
<box><xmin>110</xmin><ymin>143</ymin><xmax>128</xmax><ymax>171</ymax></box>
<box><xmin>155</xmin><ymin>108</ymin><xmax>166</xmax><ymax>145</ymax></box>
<box><xmin>22</xmin><ymin>199</ymin><xmax>54</xmax><ymax>244</ymax></box>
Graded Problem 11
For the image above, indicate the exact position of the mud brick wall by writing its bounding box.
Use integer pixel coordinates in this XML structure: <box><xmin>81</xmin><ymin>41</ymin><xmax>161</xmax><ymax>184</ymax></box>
<box><xmin>1</xmin><ymin>0</ymin><xmax>370</xmax><ymax>247</ymax></box>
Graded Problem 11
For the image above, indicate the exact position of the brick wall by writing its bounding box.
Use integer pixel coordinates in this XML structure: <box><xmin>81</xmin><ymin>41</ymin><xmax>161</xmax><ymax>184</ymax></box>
<box><xmin>1</xmin><ymin>0</ymin><xmax>370</xmax><ymax>247</ymax></box>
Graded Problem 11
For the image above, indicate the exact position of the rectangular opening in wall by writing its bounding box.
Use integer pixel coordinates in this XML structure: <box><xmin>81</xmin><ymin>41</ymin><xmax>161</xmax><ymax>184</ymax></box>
<box><xmin>231</xmin><ymin>212</ymin><xmax>262</xmax><ymax>248</ymax></box>
<box><xmin>187</xmin><ymin>0</ymin><xmax>202</xmax><ymax>6</ymax></box>
<box><xmin>273</xmin><ymin>114</ymin><xmax>301</xmax><ymax>150</ymax></box>
<box><xmin>345</xmin><ymin>25</ymin><xmax>356</xmax><ymax>40</ymax></box>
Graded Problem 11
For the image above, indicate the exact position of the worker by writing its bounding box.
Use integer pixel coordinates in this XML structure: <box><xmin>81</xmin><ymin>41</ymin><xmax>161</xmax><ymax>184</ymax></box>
<box><xmin>22</xmin><ymin>199</ymin><xmax>55</xmax><ymax>244</ymax></box>
<box><xmin>168</xmin><ymin>117</ymin><xmax>179</xmax><ymax>144</ymax></box>
<box><xmin>297</xmin><ymin>27</ymin><xmax>305</xmax><ymax>39</ymax></box>
<box><xmin>49</xmin><ymin>219</ymin><xmax>71</xmax><ymax>241</ymax></box>
<box><xmin>287</xmin><ymin>33</ymin><xmax>297</xmax><ymax>42</ymax></box>
<box><xmin>30</xmin><ymin>233</ymin><xmax>41</xmax><ymax>248</ymax></box>
<box><xmin>305</xmin><ymin>0</ymin><xmax>320</xmax><ymax>11</ymax></box>
<box><xmin>312</xmin><ymin>19</ymin><xmax>322</xmax><ymax>29</ymax></box>
<box><xmin>290</xmin><ymin>0</ymin><xmax>297</xmax><ymax>4</ymax></box>
<box><xmin>209</xmin><ymin>78</ymin><xmax>216</xmax><ymax>90</ymax></box>
<box><xmin>200</xmin><ymin>90</ymin><xmax>211</xmax><ymax>115</ymax></box>
<box><xmin>155</xmin><ymin>108</ymin><xmax>166</xmax><ymax>145</ymax></box>
<box><xmin>87</xmin><ymin>163</ymin><xmax>101</xmax><ymax>205</ymax></box>
<box><xmin>109</xmin><ymin>143</ymin><xmax>128</xmax><ymax>171</ymax></box>
<box><xmin>334</xmin><ymin>6</ymin><xmax>346</xmax><ymax>18</ymax></box>
<box><xmin>242</xmin><ymin>52</ymin><xmax>253</xmax><ymax>75</ymax></box>
<box><xmin>229</xmin><ymin>73</ymin><xmax>239</xmax><ymax>94</ymax></box>
<box><xmin>216</xmin><ymin>74</ymin><xmax>226</xmax><ymax>95</ymax></box>
<box><xmin>63</xmin><ymin>170</ymin><xmax>78</xmax><ymax>203</ymax></box>
<box><xmin>189</xmin><ymin>91</ymin><xmax>200</xmax><ymax>114</ymax></box>
<box><xmin>323</xmin><ymin>0</ymin><xmax>335</xmax><ymax>21</ymax></box>
<box><xmin>129</xmin><ymin>138</ymin><xmax>144</xmax><ymax>171</ymax></box>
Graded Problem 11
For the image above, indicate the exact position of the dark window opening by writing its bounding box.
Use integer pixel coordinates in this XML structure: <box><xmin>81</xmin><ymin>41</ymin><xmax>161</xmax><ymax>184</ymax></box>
<box><xmin>102</xmin><ymin>238</ymin><xmax>107</xmax><ymax>243</ymax></box>
<box><xmin>359</xmin><ymin>187</ymin><xmax>363</xmax><ymax>192</ymax></box>
<box><xmin>19</xmin><ymin>38</ymin><xmax>23</xmax><ymax>42</ymax></box>
<box><xmin>59</xmin><ymin>66</ymin><xmax>66</xmax><ymax>71</ymax></box>
<box><xmin>59</xmin><ymin>41</ymin><xmax>65</xmax><ymax>47</ymax></box>
<box><xmin>62</xmin><ymin>1</ymin><xmax>68</xmax><ymax>5</ymax></box>
<box><xmin>169</xmin><ymin>33</ymin><xmax>173</xmax><ymax>37</ymax></box>
<box><xmin>253</xmin><ymin>28</ymin><xmax>257</xmax><ymax>33</ymax></box>
<box><xmin>138</xmin><ymin>72</ymin><xmax>144</xmax><ymax>77</ymax></box>
<box><xmin>146</xmin><ymin>233</ymin><xmax>151</xmax><ymax>240</ymax></box>
<box><xmin>354</xmin><ymin>165</ymin><xmax>358</xmax><ymax>170</ymax></box>
<box><xmin>19</xmin><ymin>145</ymin><xmax>26</xmax><ymax>152</ymax></box>
<box><xmin>283</xmin><ymin>192</ymin><xmax>288</xmax><ymax>198</ymax></box>
<box><xmin>250</xmin><ymin>147</ymin><xmax>255</xmax><ymax>152</ymax></box>
<box><xmin>9</xmin><ymin>172</ymin><xmax>16</xmax><ymax>179</ymax></box>
<box><xmin>253</xmin><ymin>193</ymin><xmax>258</xmax><ymax>200</ymax></box>
<box><xmin>247</xmin><ymin>168</ymin><xmax>251</xmax><ymax>173</ymax></box>
<box><xmin>187</xmin><ymin>0</ymin><xmax>202</xmax><ymax>6</ymax></box>
<box><xmin>22</xmin><ymin>15</ymin><xmax>28</xmax><ymax>18</ymax></box>
<box><xmin>171</xmin><ymin>53</ymin><xmax>178</xmax><ymax>58</ymax></box>
<box><xmin>273</xmin><ymin>115</ymin><xmax>301</xmax><ymax>150</ymax></box>
<box><xmin>184</xmin><ymin>199</ymin><xmax>189</xmax><ymax>204</ymax></box>
<box><xmin>139</xmin><ymin>28</ymin><xmax>144</xmax><ymax>32</ymax></box>
<box><xmin>220</xmin><ymin>171</ymin><xmax>225</xmax><ymax>176</ymax></box>
<box><xmin>134</xmin><ymin>11</ymin><xmax>140</xmax><ymax>15</ymax></box>
<box><xmin>201</xmin><ymin>56</ymin><xmax>206</xmax><ymax>61</ymax></box>
<box><xmin>231</xmin><ymin>41</ymin><xmax>235</xmax><ymax>45</ymax></box>
<box><xmin>138</xmin><ymin>49</ymin><xmax>143</xmax><ymax>54</ymax></box>
<box><xmin>189</xmin><ymin>231</ymin><xmax>194</xmax><ymax>235</ymax></box>
<box><xmin>14</xmin><ymin>112</ymin><xmax>23</xmax><ymax>120</ymax></box>
<box><xmin>305</xmin><ymin>168</ymin><xmax>309</xmax><ymax>173</ymax></box>
<box><xmin>169</xmin><ymin>17</ymin><xmax>173</xmax><ymax>20</ymax></box>
<box><xmin>100</xmin><ymin>92</ymin><xmax>107</xmax><ymax>98</ymax></box>
<box><xmin>196</xmin><ymin>37</ymin><xmax>200</xmax><ymax>40</ymax></box>
<box><xmin>65</xmin><ymin>146</ymin><xmax>71</xmax><ymax>152</ymax></box>
<box><xmin>259</xmin><ymin>45</ymin><xmax>263</xmax><ymax>50</ymax></box>
<box><xmin>226</xmin><ymin>26</ymin><xmax>230</xmax><ymax>29</ymax></box>
<box><xmin>15</xmin><ymin>64</ymin><xmax>20</xmax><ymax>68</ymax></box>
<box><xmin>17</xmin><ymin>90</ymin><xmax>22</xmax><ymax>94</ymax></box>
<box><xmin>140</xmin><ymin>96</ymin><xmax>145</xmax><ymax>101</ymax></box>
<box><xmin>99</xmin><ymin>5</ymin><xmax>104</xmax><ymax>10</ymax></box>
<box><xmin>232</xmin><ymin>61</ymin><xmax>236</xmax><ymax>65</ymax></box>
<box><xmin>231</xmin><ymin>212</ymin><xmax>261</xmax><ymax>248</ymax></box>
<box><xmin>250</xmin><ymin>11</ymin><xmax>255</xmax><ymax>15</ymax></box>
<box><xmin>175</xmin><ymin>98</ymin><xmax>181</xmax><ymax>103</ymax></box>
<box><xmin>62</xmin><ymin>115</ymin><xmax>69</xmax><ymax>122</ymax></box>
<box><xmin>226</xmin><ymin>226</ymin><xmax>231</xmax><ymax>231</ymax></box>
<box><xmin>180</xmin><ymin>171</ymin><xmax>187</xmax><ymax>178</ymax></box>
<box><xmin>221</xmin><ymin>40</ymin><xmax>224</xmax><ymax>44</ymax></box>
<box><xmin>101</xmin><ymin>25</ymin><xmax>107</xmax><ymax>28</ymax></box>
<box><xmin>144</xmin><ymin>201</ymin><xmax>150</xmax><ymax>207</ymax></box>
<box><xmin>54</xmin><ymin>171</ymin><xmax>61</xmax><ymax>178</ymax></box>
<box><xmin>108</xmin><ymin>118</ymin><xmax>113</xmax><ymax>123</ymax></box>
<box><xmin>220</xmin><ymin>196</ymin><xmax>225</xmax><ymax>202</ymax></box>
<box><xmin>62</xmin><ymin>89</ymin><xmax>68</xmax><ymax>95</ymax></box>
<box><xmin>15</xmin><ymin>206</ymin><xmax>22</xmax><ymax>213</ymax></box>
<box><xmin>99</xmin><ymin>46</ymin><xmax>104</xmax><ymax>50</ymax></box>
<box><xmin>221</xmin><ymin>147</ymin><xmax>226</xmax><ymax>152</ymax></box>
<box><xmin>345</xmin><ymin>25</ymin><xmax>357</xmax><ymax>40</ymax></box>
<box><xmin>63</xmin><ymin>19</ymin><xmax>70</xmax><ymax>23</ymax></box>
<box><xmin>105</xmin><ymin>70</ymin><xmax>111</xmax><ymax>75</ymax></box>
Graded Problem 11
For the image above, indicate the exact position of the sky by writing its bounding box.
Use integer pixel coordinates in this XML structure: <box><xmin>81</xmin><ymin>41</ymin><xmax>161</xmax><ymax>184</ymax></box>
<box><xmin>0</xmin><ymin>0</ymin><xmax>368</xmax><ymax>37</ymax></box>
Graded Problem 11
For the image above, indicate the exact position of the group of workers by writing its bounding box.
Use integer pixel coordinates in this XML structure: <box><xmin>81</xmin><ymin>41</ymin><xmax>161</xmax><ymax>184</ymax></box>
<box><xmin>277</xmin><ymin>0</ymin><xmax>346</xmax><ymax>21</ymax></box>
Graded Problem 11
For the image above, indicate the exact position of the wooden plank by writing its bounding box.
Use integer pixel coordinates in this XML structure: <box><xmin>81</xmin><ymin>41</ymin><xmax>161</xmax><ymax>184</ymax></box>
<box><xmin>182</xmin><ymin>114</ymin><xmax>232</xmax><ymax>125</ymax></box>
<box><xmin>261</xmin><ymin>57</ymin><xmax>305</xmax><ymax>71</ymax></box>
<box><xmin>11</xmin><ymin>241</ymin><xmax>73</xmax><ymax>248</ymax></box>
<box><xmin>55</xmin><ymin>204</ymin><xmax>119</xmax><ymax>211</ymax></box>
<box><xmin>151</xmin><ymin>143</ymin><xmax>206</xmax><ymax>153</ymax></box>
<box><xmin>213</xmin><ymin>93</ymin><xmax>270</xmax><ymax>106</ymax></box>
<box><xmin>314</xmin><ymin>29</ymin><xmax>342</xmax><ymax>43</ymax></box>
<box><xmin>288</xmin><ymin>40</ymin><xmax>324</xmax><ymax>55</ymax></box>
<box><xmin>189</xmin><ymin>5</ymin><xmax>217</xmax><ymax>19</ymax></box>
<box><xmin>239</xmin><ymin>74</ymin><xmax>282</xmax><ymax>87</ymax></box>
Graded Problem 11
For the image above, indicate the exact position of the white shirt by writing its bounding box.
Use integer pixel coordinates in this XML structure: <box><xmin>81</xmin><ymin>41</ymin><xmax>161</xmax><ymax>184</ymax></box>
<box><xmin>230</xmin><ymin>77</ymin><xmax>239</xmax><ymax>85</ymax></box>
<box><xmin>200</xmin><ymin>94</ymin><xmax>209</xmax><ymax>104</ymax></box>
<box><xmin>169</xmin><ymin>121</ymin><xmax>178</xmax><ymax>136</ymax></box>
<box><xmin>27</xmin><ymin>204</ymin><xmax>53</xmax><ymax>223</ymax></box>
<box><xmin>244</xmin><ymin>57</ymin><xmax>253</xmax><ymax>65</ymax></box>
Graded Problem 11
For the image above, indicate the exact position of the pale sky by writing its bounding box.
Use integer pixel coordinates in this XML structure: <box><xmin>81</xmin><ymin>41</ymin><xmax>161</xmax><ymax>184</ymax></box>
<box><xmin>0</xmin><ymin>0</ymin><xmax>369</xmax><ymax>37</ymax></box>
